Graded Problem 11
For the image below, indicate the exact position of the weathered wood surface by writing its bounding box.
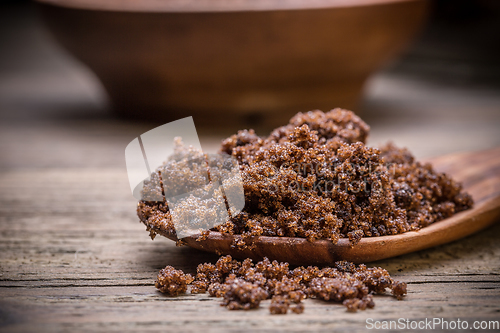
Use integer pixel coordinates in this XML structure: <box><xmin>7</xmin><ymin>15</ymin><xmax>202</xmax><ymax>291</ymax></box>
<box><xmin>0</xmin><ymin>168</ymin><xmax>499</xmax><ymax>332</ymax></box>
<box><xmin>1</xmin><ymin>4</ymin><xmax>500</xmax><ymax>332</ymax></box>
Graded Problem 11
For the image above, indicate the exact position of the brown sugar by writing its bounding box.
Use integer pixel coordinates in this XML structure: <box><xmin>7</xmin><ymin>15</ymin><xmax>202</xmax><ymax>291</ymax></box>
<box><xmin>391</xmin><ymin>281</ymin><xmax>408</xmax><ymax>300</ymax></box>
<box><xmin>139</xmin><ymin>109</ymin><xmax>469</xmax><ymax>315</ymax></box>
<box><xmin>269</xmin><ymin>295</ymin><xmax>290</xmax><ymax>314</ymax></box>
<box><xmin>291</xmin><ymin>302</ymin><xmax>305</xmax><ymax>314</ymax></box>
<box><xmin>155</xmin><ymin>266</ymin><xmax>194</xmax><ymax>296</ymax></box>
<box><xmin>138</xmin><ymin>108</ymin><xmax>473</xmax><ymax>247</ymax></box>
<box><xmin>309</xmin><ymin>277</ymin><xmax>368</xmax><ymax>302</ymax></box>
<box><xmin>155</xmin><ymin>255</ymin><xmax>406</xmax><ymax>314</ymax></box>
<box><xmin>221</xmin><ymin>278</ymin><xmax>269</xmax><ymax>310</ymax></box>
<box><xmin>343</xmin><ymin>295</ymin><xmax>375</xmax><ymax>312</ymax></box>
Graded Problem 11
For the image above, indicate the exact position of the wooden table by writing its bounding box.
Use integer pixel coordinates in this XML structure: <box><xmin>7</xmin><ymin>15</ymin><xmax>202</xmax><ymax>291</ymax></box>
<box><xmin>1</xmin><ymin>3</ymin><xmax>500</xmax><ymax>332</ymax></box>
<box><xmin>1</xmin><ymin>168</ymin><xmax>500</xmax><ymax>332</ymax></box>
<box><xmin>1</xmin><ymin>166</ymin><xmax>499</xmax><ymax>331</ymax></box>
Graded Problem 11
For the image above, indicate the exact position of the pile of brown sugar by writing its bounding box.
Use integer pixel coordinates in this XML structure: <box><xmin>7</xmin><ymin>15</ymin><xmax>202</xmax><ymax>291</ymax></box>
<box><xmin>138</xmin><ymin>108</ymin><xmax>473</xmax><ymax>247</ymax></box>
<box><xmin>139</xmin><ymin>109</ymin><xmax>473</xmax><ymax>315</ymax></box>
<box><xmin>155</xmin><ymin>255</ymin><xmax>407</xmax><ymax>314</ymax></box>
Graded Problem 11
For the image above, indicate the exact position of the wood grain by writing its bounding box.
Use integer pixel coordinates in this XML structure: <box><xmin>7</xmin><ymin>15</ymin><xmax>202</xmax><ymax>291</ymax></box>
<box><xmin>0</xmin><ymin>168</ymin><xmax>499</xmax><ymax>332</ymax></box>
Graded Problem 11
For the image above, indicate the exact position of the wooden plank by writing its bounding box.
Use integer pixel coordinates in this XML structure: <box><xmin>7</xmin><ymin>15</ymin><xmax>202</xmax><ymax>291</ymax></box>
<box><xmin>0</xmin><ymin>169</ymin><xmax>499</xmax><ymax>332</ymax></box>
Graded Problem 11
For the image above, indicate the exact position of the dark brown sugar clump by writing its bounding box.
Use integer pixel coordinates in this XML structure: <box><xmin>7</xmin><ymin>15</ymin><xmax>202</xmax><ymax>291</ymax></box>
<box><xmin>155</xmin><ymin>256</ymin><xmax>406</xmax><ymax>314</ymax></box>
<box><xmin>137</xmin><ymin>108</ymin><xmax>473</xmax><ymax>246</ymax></box>
<box><xmin>221</xmin><ymin>278</ymin><xmax>269</xmax><ymax>310</ymax></box>
<box><xmin>217</xmin><ymin>109</ymin><xmax>473</xmax><ymax>246</ymax></box>
<box><xmin>155</xmin><ymin>266</ymin><xmax>194</xmax><ymax>296</ymax></box>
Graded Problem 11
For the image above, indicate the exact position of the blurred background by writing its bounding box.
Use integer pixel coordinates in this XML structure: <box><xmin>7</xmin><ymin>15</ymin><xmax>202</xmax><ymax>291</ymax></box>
<box><xmin>0</xmin><ymin>0</ymin><xmax>499</xmax><ymax>171</ymax></box>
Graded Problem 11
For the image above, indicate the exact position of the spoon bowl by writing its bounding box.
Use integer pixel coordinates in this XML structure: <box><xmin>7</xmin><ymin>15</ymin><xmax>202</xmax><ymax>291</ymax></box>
<box><xmin>151</xmin><ymin>147</ymin><xmax>500</xmax><ymax>264</ymax></box>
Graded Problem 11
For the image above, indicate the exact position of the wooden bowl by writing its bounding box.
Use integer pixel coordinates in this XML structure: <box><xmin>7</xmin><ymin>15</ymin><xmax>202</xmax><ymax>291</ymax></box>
<box><xmin>36</xmin><ymin>0</ymin><xmax>428</xmax><ymax>127</ymax></box>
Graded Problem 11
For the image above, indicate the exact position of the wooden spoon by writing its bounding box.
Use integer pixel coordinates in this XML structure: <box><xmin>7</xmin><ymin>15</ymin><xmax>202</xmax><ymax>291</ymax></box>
<box><xmin>152</xmin><ymin>147</ymin><xmax>500</xmax><ymax>264</ymax></box>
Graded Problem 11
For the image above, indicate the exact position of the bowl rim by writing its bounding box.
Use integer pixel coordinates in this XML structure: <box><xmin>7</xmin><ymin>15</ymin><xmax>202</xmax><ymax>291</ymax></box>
<box><xmin>35</xmin><ymin>0</ymin><xmax>424</xmax><ymax>13</ymax></box>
